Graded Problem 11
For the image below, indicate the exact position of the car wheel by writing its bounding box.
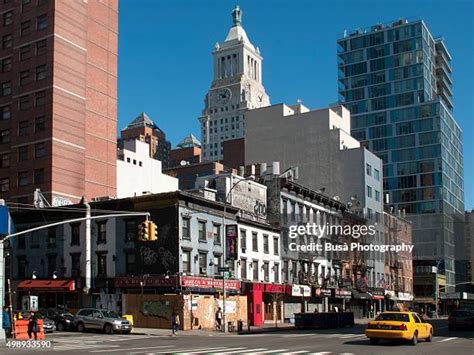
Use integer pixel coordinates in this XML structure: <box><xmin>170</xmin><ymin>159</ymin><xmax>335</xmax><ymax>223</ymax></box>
<box><xmin>411</xmin><ymin>331</ymin><xmax>418</xmax><ymax>346</ymax></box>
<box><xmin>369</xmin><ymin>338</ymin><xmax>379</xmax><ymax>345</ymax></box>
<box><xmin>426</xmin><ymin>329</ymin><xmax>433</xmax><ymax>342</ymax></box>
<box><xmin>77</xmin><ymin>322</ymin><xmax>85</xmax><ymax>332</ymax></box>
<box><xmin>104</xmin><ymin>323</ymin><xmax>113</xmax><ymax>334</ymax></box>
<box><xmin>57</xmin><ymin>322</ymin><xmax>65</xmax><ymax>331</ymax></box>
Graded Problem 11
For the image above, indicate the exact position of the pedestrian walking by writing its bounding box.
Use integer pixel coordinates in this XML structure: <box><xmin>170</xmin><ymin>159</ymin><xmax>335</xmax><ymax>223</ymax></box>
<box><xmin>215</xmin><ymin>307</ymin><xmax>223</xmax><ymax>331</ymax></box>
<box><xmin>27</xmin><ymin>312</ymin><xmax>38</xmax><ymax>340</ymax></box>
<box><xmin>171</xmin><ymin>311</ymin><xmax>180</xmax><ymax>336</ymax></box>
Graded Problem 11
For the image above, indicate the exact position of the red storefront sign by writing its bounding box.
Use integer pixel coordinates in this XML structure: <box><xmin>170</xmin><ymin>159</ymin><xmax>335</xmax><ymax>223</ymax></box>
<box><xmin>114</xmin><ymin>276</ymin><xmax>177</xmax><ymax>288</ymax></box>
<box><xmin>180</xmin><ymin>276</ymin><xmax>240</xmax><ymax>291</ymax></box>
<box><xmin>242</xmin><ymin>282</ymin><xmax>285</xmax><ymax>293</ymax></box>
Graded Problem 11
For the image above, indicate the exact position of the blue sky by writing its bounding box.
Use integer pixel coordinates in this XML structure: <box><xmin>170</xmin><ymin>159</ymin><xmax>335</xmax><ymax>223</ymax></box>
<box><xmin>118</xmin><ymin>0</ymin><xmax>473</xmax><ymax>209</ymax></box>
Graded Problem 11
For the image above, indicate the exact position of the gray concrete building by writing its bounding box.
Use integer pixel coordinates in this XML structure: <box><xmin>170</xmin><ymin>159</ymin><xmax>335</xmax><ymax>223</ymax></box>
<box><xmin>244</xmin><ymin>102</ymin><xmax>385</xmax><ymax>290</ymax></box>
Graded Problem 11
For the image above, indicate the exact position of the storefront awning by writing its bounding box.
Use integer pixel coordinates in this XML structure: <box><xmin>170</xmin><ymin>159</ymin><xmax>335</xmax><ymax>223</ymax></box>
<box><xmin>17</xmin><ymin>279</ymin><xmax>75</xmax><ymax>292</ymax></box>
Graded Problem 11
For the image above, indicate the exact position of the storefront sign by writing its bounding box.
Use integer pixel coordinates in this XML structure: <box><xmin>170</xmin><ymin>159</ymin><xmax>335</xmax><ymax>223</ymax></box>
<box><xmin>226</xmin><ymin>224</ymin><xmax>238</xmax><ymax>261</ymax></box>
<box><xmin>181</xmin><ymin>275</ymin><xmax>240</xmax><ymax>291</ymax></box>
<box><xmin>369</xmin><ymin>287</ymin><xmax>385</xmax><ymax>300</ymax></box>
<box><xmin>315</xmin><ymin>288</ymin><xmax>332</xmax><ymax>297</ymax></box>
<box><xmin>384</xmin><ymin>290</ymin><xmax>396</xmax><ymax>298</ymax></box>
<box><xmin>290</xmin><ymin>285</ymin><xmax>311</xmax><ymax>297</ymax></box>
<box><xmin>114</xmin><ymin>276</ymin><xmax>177</xmax><ymax>288</ymax></box>
<box><xmin>333</xmin><ymin>289</ymin><xmax>352</xmax><ymax>299</ymax></box>
<box><xmin>398</xmin><ymin>292</ymin><xmax>414</xmax><ymax>301</ymax></box>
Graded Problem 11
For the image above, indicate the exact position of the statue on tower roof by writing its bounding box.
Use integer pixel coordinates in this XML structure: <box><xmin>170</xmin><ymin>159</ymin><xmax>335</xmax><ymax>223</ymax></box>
<box><xmin>232</xmin><ymin>5</ymin><xmax>242</xmax><ymax>27</ymax></box>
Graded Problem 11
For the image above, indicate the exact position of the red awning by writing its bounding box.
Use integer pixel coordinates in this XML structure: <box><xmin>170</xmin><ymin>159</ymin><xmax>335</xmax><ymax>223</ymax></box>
<box><xmin>17</xmin><ymin>279</ymin><xmax>75</xmax><ymax>292</ymax></box>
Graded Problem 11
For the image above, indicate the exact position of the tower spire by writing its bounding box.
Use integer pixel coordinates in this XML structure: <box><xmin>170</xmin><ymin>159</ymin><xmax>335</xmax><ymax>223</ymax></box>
<box><xmin>232</xmin><ymin>5</ymin><xmax>242</xmax><ymax>27</ymax></box>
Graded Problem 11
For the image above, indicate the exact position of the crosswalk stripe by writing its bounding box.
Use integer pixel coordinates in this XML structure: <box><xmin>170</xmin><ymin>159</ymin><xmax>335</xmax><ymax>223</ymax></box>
<box><xmin>220</xmin><ymin>349</ymin><xmax>267</xmax><ymax>354</ymax></box>
<box><xmin>284</xmin><ymin>351</ymin><xmax>309</xmax><ymax>354</ymax></box>
<box><xmin>340</xmin><ymin>334</ymin><xmax>365</xmax><ymax>339</ymax></box>
<box><xmin>206</xmin><ymin>348</ymin><xmax>247</xmax><ymax>354</ymax></box>
<box><xmin>90</xmin><ymin>345</ymin><xmax>175</xmax><ymax>353</ymax></box>
<box><xmin>259</xmin><ymin>349</ymin><xmax>289</xmax><ymax>354</ymax></box>
<box><xmin>437</xmin><ymin>337</ymin><xmax>458</xmax><ymax>342</ymax></box>
<box><xmin>160</xmin><ymin>347</ymin><xmax>228</xmax><ymax>354</ymax></box>
<box><xmin>282</xmin><ymin>333</ymin><xmax>314</xmax><ymax>337</ymax></box>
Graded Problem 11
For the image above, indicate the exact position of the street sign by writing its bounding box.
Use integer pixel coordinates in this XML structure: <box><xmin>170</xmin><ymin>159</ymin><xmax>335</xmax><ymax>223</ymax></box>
<box><xmin>218</xmin><ymin>266</ymin><xmax>230</xmax><ymax>272</ymax></box>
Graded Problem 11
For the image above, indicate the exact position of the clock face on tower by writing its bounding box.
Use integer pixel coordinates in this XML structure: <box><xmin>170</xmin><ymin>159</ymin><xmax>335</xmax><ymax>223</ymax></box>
<box><xmin>215</xmin><ymin>88</ymin><xmax>232</xmax><ymax>105</ymax></box>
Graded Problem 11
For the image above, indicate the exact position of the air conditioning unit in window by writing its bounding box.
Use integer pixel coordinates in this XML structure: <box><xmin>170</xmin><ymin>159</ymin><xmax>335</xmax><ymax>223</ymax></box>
<box><xmin>200</xmin><ymin>268</ymin><xmax>207</xmax><ymax>275</ymax></box>
<box><xmin>241</xmin><ymin>247</ymin><xmax>246</xmax><ymax>253</ymax></box>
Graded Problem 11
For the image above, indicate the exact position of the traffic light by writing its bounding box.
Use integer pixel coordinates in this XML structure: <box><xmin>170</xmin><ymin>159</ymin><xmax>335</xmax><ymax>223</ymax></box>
<box><xmin>138</xmin><ymin>221</ymin><xmax>149</xmax><ymax>241</ymax></box>
<box><xmin>148</xmin><ymin>221</ymin><xmax>158</xmax><ymax>241</ymax></box>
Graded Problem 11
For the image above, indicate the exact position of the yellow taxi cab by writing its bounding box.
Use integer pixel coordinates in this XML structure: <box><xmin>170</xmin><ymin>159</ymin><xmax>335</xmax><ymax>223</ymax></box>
<box><xmin>365</xmin><ymin>311</ymin><xmax>433</xmax><ymax>345</ymax></box>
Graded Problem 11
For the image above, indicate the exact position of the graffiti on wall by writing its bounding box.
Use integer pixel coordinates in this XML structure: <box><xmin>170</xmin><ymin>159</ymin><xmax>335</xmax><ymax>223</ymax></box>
<box><xmin>141</xmin><ymin>300</ymin><xmax>171</xmax><ymax>320</ymax></box>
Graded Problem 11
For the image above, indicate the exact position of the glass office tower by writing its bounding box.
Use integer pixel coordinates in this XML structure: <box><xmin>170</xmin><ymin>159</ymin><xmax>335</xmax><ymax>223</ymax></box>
<box><xmin>337</xmin><ymin>19</ymin><xmax>464</xmax><ymax>290</ymax></box>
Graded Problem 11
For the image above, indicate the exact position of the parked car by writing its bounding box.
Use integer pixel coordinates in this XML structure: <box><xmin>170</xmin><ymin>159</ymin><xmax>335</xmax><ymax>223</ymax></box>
<box><xmin>73</xmin><ymin>308</ymin><xmax>131</xmax><ymax>334</ymax></box>
<box><xmin>365</xmin><ymin>311</ymin><xmax>433</xmax><ymax>345</ymax></box>
<box><xmin>39</xmin><ymin>308</ymin><xmax>75</xmax><ymax>331</ymax></box>
<box><xmin>35</xmin><ymin>312</ymin><xmax>56</xmax><ymax>333</ymax></box>
<box><xmin>448</xmin><ymin>309</ymin><xmax>474</xmax><ymax>331</ymax></box>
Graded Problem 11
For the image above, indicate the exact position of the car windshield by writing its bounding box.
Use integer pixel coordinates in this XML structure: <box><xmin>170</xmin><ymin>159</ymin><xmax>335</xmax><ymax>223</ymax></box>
<box><xmin>375</xmin><ymin>313</ymin><xmax>410</xmax><ymax>322</ymax></box>
<box><xmin>102</xmin><ymin>311</ymin><xmax>120</xmax><ymax>319</ymax></box>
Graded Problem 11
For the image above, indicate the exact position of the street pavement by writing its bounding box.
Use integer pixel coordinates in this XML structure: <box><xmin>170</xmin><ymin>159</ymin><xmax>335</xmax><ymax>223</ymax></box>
<box><xmin>1</xmin><ymin>319</ymin><xmax>473</xmax><ymax>355</ymax></box>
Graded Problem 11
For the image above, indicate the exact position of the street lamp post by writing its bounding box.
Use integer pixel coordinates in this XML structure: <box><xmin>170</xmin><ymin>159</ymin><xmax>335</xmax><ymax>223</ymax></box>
<box><xmin>221</xmin><ymin>175</ymin><xmax>253</xmax><ymax>333</ymax></box>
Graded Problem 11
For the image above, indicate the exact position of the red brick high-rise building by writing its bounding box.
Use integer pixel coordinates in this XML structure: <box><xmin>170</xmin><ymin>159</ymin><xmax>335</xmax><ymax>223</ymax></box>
<box><xmin>0</xmin><ymin>0</ymin><xmax>118</xmax><ymax>205</ymax></box>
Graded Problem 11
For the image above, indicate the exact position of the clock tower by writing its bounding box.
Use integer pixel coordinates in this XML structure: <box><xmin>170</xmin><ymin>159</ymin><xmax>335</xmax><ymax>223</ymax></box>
<box><xmin>199</xmin><ymin>5</ymin><xmax>270</xmax><ymax>162</ymax></box>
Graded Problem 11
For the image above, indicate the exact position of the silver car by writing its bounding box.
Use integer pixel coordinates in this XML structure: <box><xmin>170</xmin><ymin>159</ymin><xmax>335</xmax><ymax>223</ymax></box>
<box><xmin>74</xmin><ymin>308</ymin><xmax>131</xmax><ymax>334</ymax></box>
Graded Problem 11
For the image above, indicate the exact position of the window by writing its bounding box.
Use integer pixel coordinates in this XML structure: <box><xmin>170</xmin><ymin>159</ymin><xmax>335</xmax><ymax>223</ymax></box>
<box><xmin>213</xmin><ymin>223</ymin><xmax>221</xmax><ymax>244</ymax></box>
<box><xmin>182</xmin><ymin>217</ymin><xmax>190</xmax><ymax>239</ymax></box>
<box><xmin>37</xmin><ymin>14</ymin><xmax>48</xmax><ymax>30</ymax></box>
<box><xmin>263</xmin><ymin>235</ymin><xmax>269</xmax><ymax>254</ymax></box>
<box><xmin>20</xmin><ymin>70</ymin><xmax>30</xmax><ymax>86</ymax></box>
<box><xmin>18</xmin><ymin>171</ymin><xmax>28</xmax><ymax>186</ymax></box>
<box><xmin>47</xmin><ymin>227</ymin><xmax>56</xmax><ymax>248</ymax></box>
<box><xmin>18</xmin><ymin>146</ymin><xmax>28</xmax><ymax>161</ymax></box>
<box><xmin>253</xmin><ymin>260</ymin><xmax>259</xmax><ymax>280</ymax></box>
<box><xmin>367</xmin><ymin>208</ymin><xmax>373</xmax><ymax>219</ymax></box>
<box><xmin>366</xmin><ymin>163</ymin><xmax>372</xmax><ymax>176</ymax></box>
<box><xmin>19</xmin><ymin>95</ymin><xmax>30</xmax><ymax>111</ymax></box>
<box><xmin>263</xmin><ymin>262</ymin><xmax>269</xmax><ymax>282</ymax></box>
<box><xmin>2</xmin><ymin>57</ymin><xmax>11</xmax><ymax>73</ymax></box>
<box><xmin>0</xmin><ymin>178</ymin><xmax>9</xmax><ymax>192</ymax></box>
<box><xmin>274</xmin><ymin>263</ymin><xmax>280</xmax><ymax>283</ymax></box>
<box><xmin>35</xmin><ymin>116</ymin><xmax>45</xmax><ymax>132</ymax></box>
<box><xmin>2</xmin><ymin>34</ymin><xmax>12</xmax><ymax>49</ymax></box>
<box><xmin>21</xmin><ymin>20</ymin><xmax>31</xmax><ymax>36</ymax></box>
<box><xmin>19</xmin><ymin>120</ymin><xmax>29</xmax><ymax>136</ymax></box>
<box><xmin>125</xmin><ymin>253</ymin><xmax>136</xmax><ymax>274</ymax></box>
<box><xmin>375</xmin><ymin>212</ymin><xmax>381</xmax><ymax>223</ymax></box>
<box><xmin>240</xmin><ymin>259</ymin><xmax>247</xmax><ymax>279</ymax></box>
<box><xmin>0</xmin><ymin>153</ymin><xmax>9</xmax><ymax>168</ymax></box>
<box><xmin>0</xmin><ymin>129</ymin><xmax>10</xmax><ymax>143</ymax></box>
<box><xmin>1</xmin><ymin>106</ymin><xmax>10</xmax><ymax>120</ymax></box>
<box><xmin>240</xmin><ymin>229</ymin><xmax>246</xmax><ymax>249</ymax></box>
<box><xmin>3</xmin><ymin>11</ymin><xmax>13</xmax><ymax>26</ymax></box>
<box><xmin>35</xmin><ymin>142</ymin><xmax>46</xmax><ymax>158</ymax></box>
<box><xmin>374</xmin><ymin>168</ymin><xmax>380</xmax><ymax>181</ymax></box>
<box><xmin>290</xmin><ymin>202</ymin><xmax>296</xmax><ymax>221</ymax></box>
<box><xmin>36</xmin><ymin>65</ymin><xmax>46</xmax><ymax>80</ymax></box>
<box><xmin>20</xmin><ymin>45</ymin><xmax>31</xmax><ymax>60</ymax></box>
<box><xmin>273</xmin><ymin>236</ymin><xmax>279</xmax><ymax>255</ymax></box>
<box><xmin>198</xmin><ymin>252</ymin><xmax>207</xmax><ymax>275</ymax></box>
<box><xmin>213</xmin><ymin>254</ymin><xmax>221</xmax><ymax>274</ymax></box>
<box><xmin>375</xmin><ymin>190</ymin><xmax>381</xmax><ymax>202</ymax></box>
<box><xmin>35</xmin><ymin>90</ymin><xmax>47</xmax><ymax>106</ymax></box>
<box><xmin>283</xmin><ymin>260</ymin><xmax>289</xmax><ymax>283</ymax></box>
<box><xmin>97</xmin><ymin>220</ymin><xmax>107</xmax><ymax>244</ymax></box>
<box><xmin>18</xmin><ymin>257</ymin><xmax>27</xmax><ymax>278</ymax></box>
<box><xmin>97</xmin><ymin>253</ymin><xmax>107</xmax><ymax>276</ymax></box>
<box><xmin>2</xmin><ymin>81</ymin><xmax>11</xmax><ymax>96</ymax></box>
<box><xmin>71</xmin><ymin>253</ymin><xmax>81</xmax><ymax>277</ymax></box>
<box><xmin>125</xmin><ymin>219</ymin><xmax>137</xmax><ymax>242</ymax></box>
<box><xmin>71</xmin><ymin>223</ymin><xmax>80</xmax><ymax>246</ymax></box>
<box><xmin>36</xmin><ymin>40</ymin><xmax>46</xmax><ymax>55</ymax></box>
<box><xmin>252</xmin><ymin>232</ymin><xmax>258</xmax><ymax>251</ymax></box>
<box><xmin>198</xmin><ymin>221</ymin><xmax>206</xmax><ymax>241</ymax></box>
<box><xmin>367</xmin><ymin>185</ymin><xmax>373</xmax><ymax>198</ymax></box>
<box><xmin>182</xmin><ymin>250</ymin><xmax>191</xmax><ymax>272</ymax></box>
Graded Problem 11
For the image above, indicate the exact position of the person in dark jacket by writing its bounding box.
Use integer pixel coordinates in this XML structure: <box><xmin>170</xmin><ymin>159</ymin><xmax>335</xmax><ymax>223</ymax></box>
<box><xmin>27</xmin><ymin>312</ymin><xmax>38</xmax><ymax>340</ymax></box>
<box><xmin>2</xmin><ymin>306</ymin><xmax>11</xmax><ymax>338</ymax></box>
